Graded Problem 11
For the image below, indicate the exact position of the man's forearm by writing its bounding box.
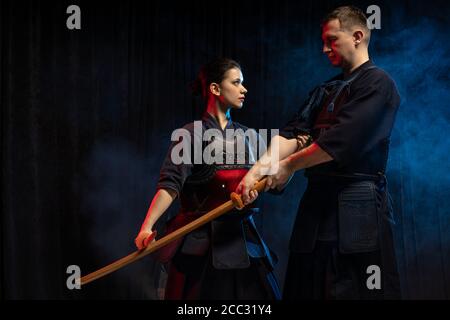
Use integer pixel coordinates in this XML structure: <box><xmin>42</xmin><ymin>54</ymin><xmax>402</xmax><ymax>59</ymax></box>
<box><xmin>285</xmin><ymin>142</ymin><xmax>333</xmax><ymax>172</ymax></box>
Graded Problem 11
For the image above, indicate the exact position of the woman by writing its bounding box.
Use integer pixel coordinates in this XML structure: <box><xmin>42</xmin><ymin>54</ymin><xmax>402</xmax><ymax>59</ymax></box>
<box><xmin>134</xmin><ymin>58</ymin><xmax>280</xmax><ymax>300</ymax></box>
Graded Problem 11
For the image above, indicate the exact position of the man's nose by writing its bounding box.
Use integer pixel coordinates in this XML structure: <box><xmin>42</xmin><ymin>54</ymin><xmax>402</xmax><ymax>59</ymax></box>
<box><xmin>323</xmin><ymin>44</ymin><xmax>331</xmax><ymax>54</ymax></box>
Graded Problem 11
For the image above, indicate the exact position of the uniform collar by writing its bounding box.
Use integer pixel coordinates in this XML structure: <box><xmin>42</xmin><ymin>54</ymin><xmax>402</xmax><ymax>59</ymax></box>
<box><xmin>202</xmin><ymin>111</ymin><xmax>233</xmax><ymax>131</ymax></box>
<box><xmin>343</xmin><ymin>60</ymin><xmax>374</xmax><ymax>80</ymax></box>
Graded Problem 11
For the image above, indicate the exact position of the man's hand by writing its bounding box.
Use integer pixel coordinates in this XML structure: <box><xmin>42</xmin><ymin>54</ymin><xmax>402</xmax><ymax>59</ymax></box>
<box><xmin>264</xmin><ymin>159</ymin><xmax>295</xmax><ymax>192</ymax></box>
<box><xmin>296</xmin><ymin>134</ymin><xmax>312</xmax><ymax>151</ymax></box>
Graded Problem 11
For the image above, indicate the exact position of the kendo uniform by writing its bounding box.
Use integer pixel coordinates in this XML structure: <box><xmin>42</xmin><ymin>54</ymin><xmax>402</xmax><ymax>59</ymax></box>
<box><xmin>280</xmin><ymin>60</ymin><xmax>401</xmax><ymax>300</ymax></box>
<box><xmin>155</xmin><ymin>112</ymin><xmax>281</xmax><ymax>300</ymax></box>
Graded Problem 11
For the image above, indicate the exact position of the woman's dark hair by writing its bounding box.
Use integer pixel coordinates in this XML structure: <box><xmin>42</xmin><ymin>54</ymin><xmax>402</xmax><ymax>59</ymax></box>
<box><xmin>191</xmin><ymin>58</ymin><xmax>241</xmax><ymax>100</ymax></box>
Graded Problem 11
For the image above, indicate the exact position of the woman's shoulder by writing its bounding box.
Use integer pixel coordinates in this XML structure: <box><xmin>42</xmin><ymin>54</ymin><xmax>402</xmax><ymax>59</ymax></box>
<box><xmin>175</xmin><ymin>120</ymin><xmax>206</xmax><ymax>141</ymax></box>
<box><xmin>232</xmin><ymin>121</ymin><xmax>265</xmax><ymax>143</ymax></box>
<box><xmin>232</xmin><ymin>121</ymin><xmax>250</xmax><ymax>132</ymax></box>
<box><xmin>177</xmin><ymin>119</ymin><xmax>205</xmax><ymax>133</ymax></box>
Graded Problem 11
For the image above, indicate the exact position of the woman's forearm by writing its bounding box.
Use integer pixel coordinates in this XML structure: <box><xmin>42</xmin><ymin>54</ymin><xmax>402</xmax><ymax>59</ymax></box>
<box><xmin>140</xmin><ymin>188</ymin><xmax>177</xmax><ymax>232</ymax></box>
<box><xmin>248</xmin><ymin>135</ymin><xmax>298</xmax><ymax>179</ymax></box>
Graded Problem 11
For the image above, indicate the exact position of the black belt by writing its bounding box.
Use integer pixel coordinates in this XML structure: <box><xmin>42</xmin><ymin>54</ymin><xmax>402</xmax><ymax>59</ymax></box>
<box><xmin>306</xmin><ymin>171</ymin><xmax>386</xmax><ymax>182</ymax></box>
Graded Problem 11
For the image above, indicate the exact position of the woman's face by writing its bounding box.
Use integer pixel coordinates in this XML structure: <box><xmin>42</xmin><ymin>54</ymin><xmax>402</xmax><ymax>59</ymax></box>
<box><xmin>217</xmin><ymin>67</ymin><xmax>247</xmax><ymax>109</ymax></box>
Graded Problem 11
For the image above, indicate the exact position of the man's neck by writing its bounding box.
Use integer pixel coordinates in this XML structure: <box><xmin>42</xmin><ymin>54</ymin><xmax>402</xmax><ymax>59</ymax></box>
<box><xmin>343</xmin><ymin>54</ymin><xmax>370</xmax><ymax>76</ymax></box>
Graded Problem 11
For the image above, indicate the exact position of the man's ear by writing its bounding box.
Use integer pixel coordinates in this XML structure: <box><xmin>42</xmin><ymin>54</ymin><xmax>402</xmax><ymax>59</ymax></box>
<box><xmin>210</xmin><ymin>83</ymin><xmax>221</xmax><ymax>96</ymax></box>
<box><xmin>353</xmin><ymin>30</ymin><xmax>364</xmax><ymax>46</ymax></box>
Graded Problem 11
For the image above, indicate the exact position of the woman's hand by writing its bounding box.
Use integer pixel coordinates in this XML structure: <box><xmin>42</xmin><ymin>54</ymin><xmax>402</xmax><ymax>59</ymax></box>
<box><xmin>134</xmin><ymin>229</ymin><xmax>157</xmax><ymax>250</ymax></box>
<box><xmin>235</xmin><ymin>172</ymin><xmax>260</xmax><ymax>206</ymax></box>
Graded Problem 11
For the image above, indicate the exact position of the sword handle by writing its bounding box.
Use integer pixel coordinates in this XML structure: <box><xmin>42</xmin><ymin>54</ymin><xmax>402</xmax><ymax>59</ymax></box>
<box><xmin>252</xmin><ymin>177</ymin><xmax>268</xmax><ymax>193</ymax></box>
<box><xmin>230</xmin><ymin>177</ymin><xmax>268</xmax><ymax>209</ymax></box>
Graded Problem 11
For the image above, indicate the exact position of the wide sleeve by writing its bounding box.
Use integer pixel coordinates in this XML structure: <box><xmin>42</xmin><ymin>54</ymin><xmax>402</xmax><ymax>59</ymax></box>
<box><xmin>156</xmin><ymin>124</ymin><xmax>195</xmax><ymax>197</ymax></box>
<box><xmin>279</xmin><ymin>88</ymin><xmax>319</xmax><ymax>140</ymax></box>
<box><xmin>315</xmin><ymin>73</ymin><xmax>400</xmax><ymax>166</ymax></box>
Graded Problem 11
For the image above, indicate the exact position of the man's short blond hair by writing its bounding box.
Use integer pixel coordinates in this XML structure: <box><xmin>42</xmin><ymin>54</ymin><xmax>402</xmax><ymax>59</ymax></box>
<box><xmin>321</xmin><ymin>6</ymin><xmax>371</xmax><ymax>45</ymax></box>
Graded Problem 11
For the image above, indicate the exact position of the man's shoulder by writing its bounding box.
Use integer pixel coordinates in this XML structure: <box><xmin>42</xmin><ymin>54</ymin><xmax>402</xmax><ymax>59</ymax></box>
<box><xmin>360</xmin><ymin>65</ymin><xmax>396</xmax><ymax>86</ymax></box>
<box><xmin>355</xmin><ymin>65</ymin><xmax>401</xmax><ymax>105</ymax></box>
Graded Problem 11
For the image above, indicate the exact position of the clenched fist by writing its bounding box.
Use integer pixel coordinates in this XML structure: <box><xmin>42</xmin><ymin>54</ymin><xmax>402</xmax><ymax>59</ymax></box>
<box><xmin>134</xmin><ymin>230</ymin><xmax>157</xmax><ymax>250</ymax></box>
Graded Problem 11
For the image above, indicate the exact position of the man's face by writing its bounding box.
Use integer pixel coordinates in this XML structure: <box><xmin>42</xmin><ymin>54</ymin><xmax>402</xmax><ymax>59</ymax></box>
<box><xmin>321</xmin><ymin>19</ymin><xmax>356</xmax><ymax>68</ymax></box>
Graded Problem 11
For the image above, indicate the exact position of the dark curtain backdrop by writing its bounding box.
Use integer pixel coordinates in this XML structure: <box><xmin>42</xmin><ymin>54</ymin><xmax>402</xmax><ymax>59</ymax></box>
<box><xmin>1</xmin><ymin>0</ymin><xmax>449</xmax><ymax>299</ymax></box>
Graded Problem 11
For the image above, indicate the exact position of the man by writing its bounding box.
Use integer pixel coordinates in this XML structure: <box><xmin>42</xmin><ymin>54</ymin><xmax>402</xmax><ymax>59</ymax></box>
<box><xmin>237</xmin><ymin>6</ymin><xmax>401</xmax><ymax>299</ymax></box>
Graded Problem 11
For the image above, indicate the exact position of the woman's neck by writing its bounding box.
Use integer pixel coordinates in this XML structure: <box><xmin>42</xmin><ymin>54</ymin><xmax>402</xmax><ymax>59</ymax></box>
<box><xmin>206</xmin><ymin>101</ymin><xmax>230</xmax><ymax>130</ymax></box>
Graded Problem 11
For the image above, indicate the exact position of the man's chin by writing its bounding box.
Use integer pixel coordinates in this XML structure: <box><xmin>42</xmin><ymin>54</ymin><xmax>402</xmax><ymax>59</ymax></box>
<box><xmin>329</xmin><ymin>59</ymin><xmax>341</xmax><ymax>67</ymax></box>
